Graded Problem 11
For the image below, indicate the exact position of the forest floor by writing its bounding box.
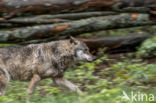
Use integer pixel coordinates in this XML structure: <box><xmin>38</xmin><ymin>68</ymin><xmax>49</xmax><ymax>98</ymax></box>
<box><xmin>0</xmin><ymin>52</ymin><xmax>154</xmax><ymax>103</ymax></box>
<box><xmin>0</xmin><ymin>26</ymin><xmax>155</xmax><ymax>103</ymax></box>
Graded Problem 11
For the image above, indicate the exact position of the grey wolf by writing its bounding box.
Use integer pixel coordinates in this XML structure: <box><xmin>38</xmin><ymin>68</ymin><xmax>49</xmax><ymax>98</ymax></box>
<box><xmin>0</xmin><ymin>37</ymin><xmax>96</xmax><ymax>98</ymax></box>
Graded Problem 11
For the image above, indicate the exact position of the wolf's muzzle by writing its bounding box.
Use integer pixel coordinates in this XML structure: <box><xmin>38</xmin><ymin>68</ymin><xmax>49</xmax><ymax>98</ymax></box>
<box><xmin>87</xmin><ymin>56</ymin><xmax>97</xmax><ymax>62</ymax></box>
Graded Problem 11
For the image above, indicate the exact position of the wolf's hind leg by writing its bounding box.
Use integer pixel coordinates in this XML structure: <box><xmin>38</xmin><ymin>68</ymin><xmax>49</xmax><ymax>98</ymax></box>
<box><xmin>53</xmin><ymin>77</ymin><xmax>83</xmax><ymax>95</ymax></box>
<box><xmin>0</xmin><ymin>69</ymin><xmax>9</xmax><ymax>96</ymax></box>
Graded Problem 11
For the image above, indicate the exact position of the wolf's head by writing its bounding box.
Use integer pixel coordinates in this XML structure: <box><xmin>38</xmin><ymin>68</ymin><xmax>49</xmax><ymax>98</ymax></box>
<box><xmin>70</xmin><ymin>36</ymin><xmax>96</xmax><ymax>62</ymax></box>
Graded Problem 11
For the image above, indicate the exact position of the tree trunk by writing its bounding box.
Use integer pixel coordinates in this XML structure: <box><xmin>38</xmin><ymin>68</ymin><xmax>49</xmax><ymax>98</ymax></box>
<box><xmin>0</xmin><ymin>14</ymin><xmax>155</xmax><ymax>43</ymax></box>
<box><xmin>0</xmin><ymin>18</ymin><xmax>70</xmax><ymax>28</ymax></box>
<box><xmin>0</xmin><ymin>0</ymin><xmax>155</xmax><ymax>19</ymax></box>
<box><xmin>20</xmin><ymin>32</ymin><xmax>152</xmax><ymax>53</ymax></box>
<box><xmin>82</xmin><ymin>32</ymin><xmax>151</xmax><ymax>53</ymax></box>
<box><xmin>4</xmin><ymin>11</ymin><xmax>117</xmax><ymax>22</ymax></box>
<box><xmin>0</xmin><ymin>12</ymin><xmax>116</xmax><ymax>27</ymax></box>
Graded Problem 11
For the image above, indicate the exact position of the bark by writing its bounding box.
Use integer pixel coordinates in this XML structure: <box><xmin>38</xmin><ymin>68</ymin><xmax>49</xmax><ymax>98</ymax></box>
<box><xmin>0</xmin><ymin>12</ymin><xmax>116</xmax><ymax>27</ymax></box>
<box><xmin>20</xmin><ymin>32</ymin><xmax>151</xmax><ymax>53</ymax></box>
<box><xmin>0</xmin><ymin>0</ymin><xmax>155</xmax><ymax>19</ymax></box>
<box><xmin>3</xmin><ymin>18</ymin><xmax>69</xmax><ymax>24</ymax></box>
<box><xmin>0</xmin><ymin>14</ymin><xmax>155</xmax><ymax>43</ymax></box>
<box><xmin>81</xmin><ymin>32</ymin><xmax>151</xmax><ymax>53</ymax></box>
<box><xmin>7</xmin><ymin>11</ymin><xmax>117</xmax><ymax>22</ymax></box>
<box><xmin>0</xmin><ymin>18</ymin><xmax>70</xmax><ymax>28</ymax></box>
<box><xmin>0</xmin><ymin>22</ymin><xmax>14</xmax><ymax>28</ymax></box>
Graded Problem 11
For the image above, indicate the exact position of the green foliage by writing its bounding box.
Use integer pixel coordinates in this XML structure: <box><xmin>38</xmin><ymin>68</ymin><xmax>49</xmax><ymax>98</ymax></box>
<box><xmin>0</xmin><ymin>26</ymin><xmax>155</xmax><ymax>103</ymax></box>
<box><xmin>0</xmin><ymin>44</ymin><xmax>17</xmax><ymax>48</ymax></box>
<box><xmin>137</xmin><ymin>36</ymin><xmax>156</xmax><ymax>57</ymax></box>
<box><xmin>0</xmin><ymin>53</ymin><xmax>155</xmax><ymax>103</ymax></box>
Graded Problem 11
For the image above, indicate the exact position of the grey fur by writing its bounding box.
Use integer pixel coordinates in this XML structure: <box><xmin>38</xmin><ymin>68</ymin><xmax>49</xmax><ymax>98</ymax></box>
<box><xmin>0</xmin><ymin>37</ymin><xmax>94</xmax><ymax>97</ymax></box>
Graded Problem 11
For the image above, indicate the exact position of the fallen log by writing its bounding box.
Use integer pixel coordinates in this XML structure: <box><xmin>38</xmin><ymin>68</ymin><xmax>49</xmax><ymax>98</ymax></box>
<box><xmin>35</xmin><ymin>11</ymin><xmax>117</xmax><ymax>20</ymax></box>
<box><xmin>0</xmin><ymin>14</ymin><xmax>155</xmax><ymax>43</ymax></box>
<box><xmin>5</xmin><ymin>18</ymin><xmax>69</xmax><ymax>24</ymax></box>
<box><xmin>0</xmin><ymin>0</ymin><xmax>155</xmax><ymax>19</ymax></box>
<box><xmin>0</xmin><ymin>11</ymin><xmax>117</xmax><ymax>24</ymax></box>
<box><xmin>81</xmin><ymin>32</ymin><xmax>151</xmax><ymax>53</ymax></box>
<box><xmin>20</xmin><ymin>32</ymin><xmax>152</xmax><ymax>53</ymax></box>
<box><xmin>0</xmin><ymin>0</ymin><xmax>118</xmax><ymax>19</ymax></box>
<box><xmin>0</xmin><ymin>11</ymin><xmax>116</xmax><ymax>27</ymax></box>
<box><xmin>0</xmin><ymin>18</ymin><xmax>70</xmax><ymax>28</ymax></box>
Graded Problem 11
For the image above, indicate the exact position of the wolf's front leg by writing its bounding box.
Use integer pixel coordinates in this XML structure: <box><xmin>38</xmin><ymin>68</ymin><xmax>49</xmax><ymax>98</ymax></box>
<box><xmin>53</xmin><ymin>78</ymin><xmax>83</xmax><ymax>95</ymax></box>
<box><xmin>0</xmin><ymin>70</ymin><xmax>9</xmax><ymax>96</ymax></box>
<box><xmin>26</xmin><ymin>74</ymin><xmax>41</xmax><ymax>101</ymax></box>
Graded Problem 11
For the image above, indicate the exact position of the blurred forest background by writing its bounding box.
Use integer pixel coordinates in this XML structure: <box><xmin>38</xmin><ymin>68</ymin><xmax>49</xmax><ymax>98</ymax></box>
<box><xmin>0</xmin><ymin>0</ymin><xmax>155</xmax><ymax>103</ymax></box>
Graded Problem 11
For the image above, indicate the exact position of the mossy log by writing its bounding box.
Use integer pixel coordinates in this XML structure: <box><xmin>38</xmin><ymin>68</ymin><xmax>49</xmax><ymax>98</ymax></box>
<box><xmin>82</xmin><ymin>32</ymin><xmax>151</xmax><ymax>53</ymax></box>
<box><xmin>0</xmin><ymin>18</ymin><xmax>70</xmax><ymax>28</ymax></box>
<box><xmin>0</xmin><ymin>14</ymin><xmax>155</xmax><ymax>43</ymax></box>
<box><xmin>0</xmin><ymin>11</ymin><xmax>117</xmax><ymax>24</ymax></box>
<box><xmin>0</xmin><ymin>12</ymin><xmax>116</xmax><ymax>27</ymax></box>
<box><xmin>0</xmin><ymin>0</ymin><xmax>155</xmax><ymax>19</ymax></box>
<box><xmin>21</xmin><ymin>32</ymin><xmax>152</xmax><ymax>53</ymax></box>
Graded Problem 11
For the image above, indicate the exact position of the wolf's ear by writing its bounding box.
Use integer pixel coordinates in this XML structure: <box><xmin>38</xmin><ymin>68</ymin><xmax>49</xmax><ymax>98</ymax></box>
<box><xmin>70</xmin><ymin>36</ymin><xmax>78</xmax><ymax>45</ymax></box>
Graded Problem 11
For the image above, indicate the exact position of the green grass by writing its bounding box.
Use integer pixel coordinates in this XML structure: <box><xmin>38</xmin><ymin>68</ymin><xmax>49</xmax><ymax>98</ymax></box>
<box><xmin>0</xmin><ymin>26</ymin><xmax>155</xmax><ymax>103</ymax></box>
<box><xmin>0</xmin><ymin>52</ymin><xmax>155</xmax><ymax>103</ymax></box>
